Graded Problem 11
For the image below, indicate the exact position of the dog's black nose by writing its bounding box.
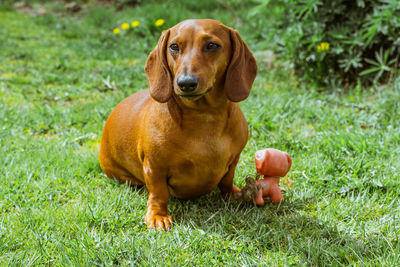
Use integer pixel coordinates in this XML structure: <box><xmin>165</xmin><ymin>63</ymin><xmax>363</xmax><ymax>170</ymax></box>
<box><xmin>177</xmin><ymin>75</ymin><xmax>198</xmax><ymax>92</ymax></box>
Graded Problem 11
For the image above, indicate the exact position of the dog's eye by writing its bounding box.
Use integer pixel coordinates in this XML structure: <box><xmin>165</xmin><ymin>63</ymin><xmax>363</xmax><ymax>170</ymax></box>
<box><xmin>205</xmin><ymin>42</ymin><xmax>220</xmax><ymax>51</ymax></box>
<box><xmin>169</xmin><ymin>43</ymin><xmax>180</xmax><ymax>53</ymax></box>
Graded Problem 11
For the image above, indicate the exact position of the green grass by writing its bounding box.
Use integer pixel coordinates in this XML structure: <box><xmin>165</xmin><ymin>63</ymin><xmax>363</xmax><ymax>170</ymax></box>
<box><xmin>1</xmin><ymin>1</ymin><xmax>399</xmax><ymax>265</ymax></box>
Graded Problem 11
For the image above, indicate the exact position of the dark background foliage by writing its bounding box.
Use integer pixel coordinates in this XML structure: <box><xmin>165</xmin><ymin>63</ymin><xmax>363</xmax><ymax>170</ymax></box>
<box><xmin>267</xmin><ymin>0</ymin><xmax>400</xmax><ymax>86</ymax></box>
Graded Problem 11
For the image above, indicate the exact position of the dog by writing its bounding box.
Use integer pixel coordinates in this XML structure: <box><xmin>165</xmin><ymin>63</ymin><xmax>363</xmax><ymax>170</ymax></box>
<box><xmin>99</xmin><ymin>19</ymin><xmax>257</xmax><ymax>230</ymax></box>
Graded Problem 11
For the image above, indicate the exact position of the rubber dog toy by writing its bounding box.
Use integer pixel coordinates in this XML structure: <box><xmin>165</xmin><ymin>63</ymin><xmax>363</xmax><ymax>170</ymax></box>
<box><xmin>236</xmin><ymin>148</ymin><xmax>292</xmax><ymax>205</ymax></box>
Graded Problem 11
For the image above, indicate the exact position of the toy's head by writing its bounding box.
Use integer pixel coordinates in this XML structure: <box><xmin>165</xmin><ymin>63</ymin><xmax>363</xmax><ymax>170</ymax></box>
<box><xmin>255</xmin><ymin>148</ymin><xmax>292</xmax><ymax>177</ymax></box>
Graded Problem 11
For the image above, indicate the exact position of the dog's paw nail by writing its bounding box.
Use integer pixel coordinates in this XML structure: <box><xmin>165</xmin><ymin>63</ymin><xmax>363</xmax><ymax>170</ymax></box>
<box><xmin>146</xmin><ymin>214</ymin><xmax>173</xmax><ymax>231</ymax></box>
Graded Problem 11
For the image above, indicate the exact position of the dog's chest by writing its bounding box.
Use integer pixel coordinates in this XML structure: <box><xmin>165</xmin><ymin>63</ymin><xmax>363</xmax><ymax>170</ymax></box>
<box><xmin>166</xmin><ymin>133</ymin><xmax>233</xmax><ymax>199</ymax></box>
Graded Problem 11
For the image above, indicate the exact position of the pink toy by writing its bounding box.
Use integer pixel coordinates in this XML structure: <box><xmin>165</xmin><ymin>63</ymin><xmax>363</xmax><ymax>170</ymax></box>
<box><xmin>253</xmin><ymin>148</ymin><xmax>292</xmax><ymax>205</ymax></box>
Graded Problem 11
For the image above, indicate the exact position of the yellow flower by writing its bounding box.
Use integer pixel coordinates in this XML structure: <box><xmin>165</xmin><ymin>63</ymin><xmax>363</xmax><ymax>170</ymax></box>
<box><xmin>131</xmin><ymin>20</ymin><xmax>140</xmax><ymax>27</ymax></box>
<box><xmin>24</xmin><ymin>129</ymin><xmax>30</xmax><ymax>134</ymax></box>
<box><xmin>154</xmin><ymin>19</ymin><xmax>165</xmax><ymax>27</ymax></box>
<box><xmin>113</xmin><ymin>28</ymin><xmax>120</xmax><ymax>34</ymax></box>
<box><xmin>317</xmin><ymin>42</ymin><xmax>330</xmax><ymax>52</ymax></box>
<box><xmin>121</xmin><ymin>23</ymin><xmax>130</xmax><ymax>30</ymax></box>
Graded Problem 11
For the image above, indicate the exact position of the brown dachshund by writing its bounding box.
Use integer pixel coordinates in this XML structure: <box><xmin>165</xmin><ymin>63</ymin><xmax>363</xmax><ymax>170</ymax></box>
<box><xmin>99</xmin><ymin>19</ymin><xmax>257</xmax><ymax>230</ymax></box>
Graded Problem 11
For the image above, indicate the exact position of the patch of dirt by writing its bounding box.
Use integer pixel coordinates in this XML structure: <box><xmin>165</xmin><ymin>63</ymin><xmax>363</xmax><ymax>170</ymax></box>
<box><xmin>97</xmin><ymin>0</ymin><xmax>141</xmax><ymax>10</ymax></box>
<box><xmin>13</xmin><ymin>1</ymin><xmax>47</xmax><ymax>16</ymax></box>
<box><xmin>13</xmin><ymin>1</ymin><xmax>84</xmax><ymax>16</ymax></box>
<box><xmin>65</xmin><ymin>2</ymin><xmax>82</xmax><ymax>13</ymax></box>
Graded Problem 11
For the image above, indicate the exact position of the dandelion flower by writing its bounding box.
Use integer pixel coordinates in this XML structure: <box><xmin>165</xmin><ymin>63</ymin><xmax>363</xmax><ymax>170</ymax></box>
<box><xmin>24</xmin><ymin>129</ymin><xmax>30</xmax><ymax>134</ymax></box>
<box><xmin>113</xmin><ymin>28</ymin><xmax>120</xmax><ymax>34</ymax></box>
<box><xmin>131</xmin><ymin>20</ymin><xmax>140</xmax><ymax>27</ymax></box>
<box><xmin>317</xmin><ymin>42</ymin><xmax>330</xmax><ymax>52</ymax></box>
<box><xmin>154</xmin><ymin>19</ymin><xmax>165</xmax><ymax>27</ymax></box>
<box><xmin>121</xmin><ymin>23</ymin><xmax>130</xmax><ymax>30</ymax></box>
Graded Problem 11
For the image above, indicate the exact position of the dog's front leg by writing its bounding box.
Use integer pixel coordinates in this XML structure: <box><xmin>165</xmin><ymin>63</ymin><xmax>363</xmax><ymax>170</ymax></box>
<box><xmin>143</xmin><ymin>159</ymin><xmax>172</xmax><ymax>230</ymax></box>
<box><xmin>218</xmin><ymin>154</ymin><xmax>242</xmax><ymax>198</ymax></box>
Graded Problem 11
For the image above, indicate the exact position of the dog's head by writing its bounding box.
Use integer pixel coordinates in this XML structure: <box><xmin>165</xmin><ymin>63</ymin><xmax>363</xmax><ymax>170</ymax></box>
<box><xmin>145</xmin><ymin>19</ymin><xmax>257</xmax><ymax>104</ymax></box>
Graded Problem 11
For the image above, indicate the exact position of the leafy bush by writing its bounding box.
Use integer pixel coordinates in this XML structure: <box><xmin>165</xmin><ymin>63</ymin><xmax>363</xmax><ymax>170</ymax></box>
<box><xmin>254</xmin><ymin>0</ymin><xmax>400</xmax><ymax>87</ymax></box>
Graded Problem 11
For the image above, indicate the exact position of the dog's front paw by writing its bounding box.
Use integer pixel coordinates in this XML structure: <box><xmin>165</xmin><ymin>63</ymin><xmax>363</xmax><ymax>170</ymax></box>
<box><xmin>145</xmin><ymin>212</ymin><xmax>173</xmax><ymax>231</ymax></box>
<box><xmin>231</xmin><ymin>185</ymin><xmax>244</xmax><ymax>201</ymax></box>
<box><xmin>221</xmin><ymin>184</ymin><xmax>242</xmax><ymax>200</ymax></box>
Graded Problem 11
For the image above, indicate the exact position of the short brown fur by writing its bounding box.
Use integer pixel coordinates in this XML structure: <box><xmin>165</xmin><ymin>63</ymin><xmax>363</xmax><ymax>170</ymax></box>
<box><xmin>99</xmin><ymin>19</ymin><xmax>257</xmax><ymax>230</ymax></box>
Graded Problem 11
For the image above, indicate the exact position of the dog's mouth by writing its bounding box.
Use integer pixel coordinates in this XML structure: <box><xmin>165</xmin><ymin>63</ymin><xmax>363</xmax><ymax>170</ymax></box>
<box><xmin>179</xmin><ymin>94</ymin><xmax>204</xmax><ymax>100</ymax></box>
<box><xmin>178</xmin><ymin>88</ymin><xmax>212</xmax><ymax>101</ymax></box>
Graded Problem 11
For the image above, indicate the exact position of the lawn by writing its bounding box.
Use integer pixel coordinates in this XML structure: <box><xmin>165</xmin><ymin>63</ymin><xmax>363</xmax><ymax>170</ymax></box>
<box><xmin>0</xmin><ymin>1</ymin><xmax>399</xmax><ymax>265</ymax></box>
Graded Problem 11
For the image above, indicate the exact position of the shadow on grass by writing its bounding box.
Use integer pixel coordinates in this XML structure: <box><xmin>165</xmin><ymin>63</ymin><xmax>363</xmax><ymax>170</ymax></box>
<box><xmin>106</xmin><ymin>179</ymin><xmax>380</xmax><ymax>264</ymax></box>
<box><xmin>167</xmin><ymin>190</ymin><xmax>378</xmax><ymax>265</ymax></box>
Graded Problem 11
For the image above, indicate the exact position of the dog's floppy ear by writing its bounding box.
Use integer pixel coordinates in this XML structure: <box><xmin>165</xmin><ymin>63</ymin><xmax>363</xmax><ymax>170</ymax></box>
<box><xmin>145</xmin><ymin>30</ymin><xmax>172</xmax><ymax>103</ymax></box>
<box><xmin>224</xmin><ymin>29</ymin><xmax>258</xmax><ymax>102</ymax></box>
